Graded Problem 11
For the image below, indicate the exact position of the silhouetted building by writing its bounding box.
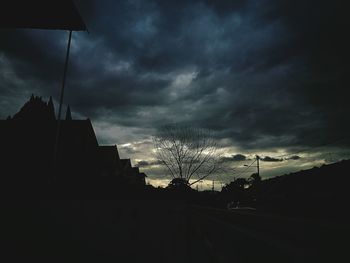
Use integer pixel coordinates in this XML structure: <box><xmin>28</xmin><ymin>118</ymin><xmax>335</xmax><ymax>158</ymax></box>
<box><xmin>0</xmin><ymin>95</ymin><xmax>146</xmax><ymax>187</ymax></box>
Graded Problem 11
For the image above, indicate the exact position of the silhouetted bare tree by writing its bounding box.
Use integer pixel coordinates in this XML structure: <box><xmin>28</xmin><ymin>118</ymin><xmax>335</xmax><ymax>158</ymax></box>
<box><xmin>153</xmin><ymin>125</ymin><xmax>224</xmax><ymax>186</ymax></box>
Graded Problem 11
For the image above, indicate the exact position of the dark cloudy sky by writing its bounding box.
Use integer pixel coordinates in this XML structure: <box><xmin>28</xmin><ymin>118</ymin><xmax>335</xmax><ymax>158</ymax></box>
<box><xmin>1</xmin><ymin>0</ymin><xmax>349</xmax><ymax>188</ymax></box>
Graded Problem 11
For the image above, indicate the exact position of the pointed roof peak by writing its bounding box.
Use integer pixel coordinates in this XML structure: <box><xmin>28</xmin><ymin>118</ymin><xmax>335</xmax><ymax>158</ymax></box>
<box><xmin>65</xmin><ymin>105</ymin><xmax>72</xmax><ymax>120</ymax></box>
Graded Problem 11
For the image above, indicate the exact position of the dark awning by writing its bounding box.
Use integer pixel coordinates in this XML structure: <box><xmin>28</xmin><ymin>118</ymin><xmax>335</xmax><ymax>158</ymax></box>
<box><xmin>0</xmin><ymin>0</ymin><xmax>86</xmax><ymax>31</ymax></box>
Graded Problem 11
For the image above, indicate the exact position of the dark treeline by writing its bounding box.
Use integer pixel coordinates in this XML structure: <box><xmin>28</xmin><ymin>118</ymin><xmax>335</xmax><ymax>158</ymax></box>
<box><xmin>220</xmin><ymin>159</ymin><xmax>350</xmax><ymax>221</ymax></box>
<box><xmin>4</xmin><ymin>159</ymin><xmax>350</xmax><ymax>223</ymax></box>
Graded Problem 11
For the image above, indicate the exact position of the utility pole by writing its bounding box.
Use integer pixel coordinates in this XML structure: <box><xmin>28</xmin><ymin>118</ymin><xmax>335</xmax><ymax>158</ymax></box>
<box><xmin>53</xmin><ymin>30</ymin><xmax>73</xmax><ymax>184</ymax></box>
<box><xmin>256</xmin><ymin>155</ymin><xmax>260</xmax><ymax>176</ymax></box>
<box><xmin>212</xmin><ymin>180</ymin><xmax>215</xmax><ymax>191</ymax></box>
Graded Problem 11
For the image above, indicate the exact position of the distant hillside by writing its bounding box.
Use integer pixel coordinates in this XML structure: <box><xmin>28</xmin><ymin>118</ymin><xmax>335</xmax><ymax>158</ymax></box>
<box><xmin>253</xmin><ymin>159</ymin><xmax>350</xmax><ymax>219</ymax></box>
<box><xmin>259</xmin><ymin>159</ymin><xmax>350</xmax><ymax>195</ymax></box>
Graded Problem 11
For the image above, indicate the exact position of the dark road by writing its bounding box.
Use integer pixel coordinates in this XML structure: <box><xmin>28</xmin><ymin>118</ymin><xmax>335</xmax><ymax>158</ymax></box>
<box><xmin>2</xmin><ymin>200</ymin><xmax>349</xmax><ymax>263</ymax></box>
<box><xmin>190</xmin><ymin>206</ymin><xmax>349</xmax><ymax>263</ymax></box>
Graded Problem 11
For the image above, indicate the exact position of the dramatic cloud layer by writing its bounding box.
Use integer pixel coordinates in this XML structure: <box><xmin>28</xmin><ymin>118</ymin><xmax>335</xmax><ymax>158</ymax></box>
<box><xmin>221</xmin><ymin>154</ymin><xmax>248</xmax><ymax>162</ymax></box>
<box><xmin>260</xmin><ymin>156</ymin><xmax>283</xmax><ymax>162</ymax></box>
<box><xmin>1</xmin><ymin>0</ymin><xmax>349</xmax><ymax>186</ymax></box>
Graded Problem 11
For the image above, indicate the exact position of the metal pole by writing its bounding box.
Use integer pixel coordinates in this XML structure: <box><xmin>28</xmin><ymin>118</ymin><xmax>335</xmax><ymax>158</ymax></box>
<box><xmin>256</xmin><ymin>155</ymin><xmax>260</xmax><ymax>176</ymax></box>
<box><xmin>58</xmin><ymin>30</ymin><xmax>72</xmax><ymax>121</ymax></box>
<box><xmin>53</xmin><ymin>30</ymin><xmax>73</xmax><ymax>183</ymax></box>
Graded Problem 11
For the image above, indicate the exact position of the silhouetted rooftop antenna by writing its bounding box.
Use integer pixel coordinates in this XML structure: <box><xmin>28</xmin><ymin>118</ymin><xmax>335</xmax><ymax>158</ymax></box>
<box><xmin>0</xmin><ymin>1</ymin><xmax>87</xmax><ymax>183</ymax></box>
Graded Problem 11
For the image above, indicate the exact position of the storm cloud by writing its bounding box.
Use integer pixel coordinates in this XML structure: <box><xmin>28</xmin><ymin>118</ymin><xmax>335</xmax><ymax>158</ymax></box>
<box><xmin>1</xmin><ymin>0</ymin><xmax>349</xmax><ymax>181</ymax></box>
<box><xmin>136</xmin><ymin>160</ymin><xmax>163</xmax><ymax>167</ymax></box>
<box><xmin>222</xmin><ymin>154</ymin><xmax>249</xmax><ymax>162</ymax></box>
<box><xmin>260</xmin><ymin>156</ymin><xmax>283</xmax><ymax>162</ymax></box>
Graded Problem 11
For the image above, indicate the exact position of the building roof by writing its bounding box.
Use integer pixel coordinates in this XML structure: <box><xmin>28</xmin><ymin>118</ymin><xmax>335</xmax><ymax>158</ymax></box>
<box><xmin>121</xmin><ymin>159</ymin><xmax>132</xmax><ymax>168</ymax></box>
<box><xmin>0</xmin><ymin>119</ymin><xmax>98</xmax><ymax>148</ymax></box>
<box><xmin>1</xmin><ymin>95</ymin><xmax>147</xmax><ymax>184</ymax></box>
<box><xmin>0</xmin><ymin>0</ymin><xmax>86</xmax><ymax>31</ymax></box>
<box><xmin>139</xmin><ymin>172</ymin><xmax>147</xmax><ymax>178</ymax></box>
<box><xmin>98</xmin><ymin>145</ymin><xmax>120</xmax><ymax>167</ymax></box>
<box><xmin>11</xmin><ymin>95</ymin><xmax>56</xmax><ymax>121</ymax></box>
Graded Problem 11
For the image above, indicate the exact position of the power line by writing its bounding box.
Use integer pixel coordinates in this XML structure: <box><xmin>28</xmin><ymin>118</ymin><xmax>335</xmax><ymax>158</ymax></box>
<box><xmin>253</xmin><ymin>138</ymin><xmax>350</xmax><ymax>197</ymax></box>
<box><xmin>217</xmin><ymin>137</ymin><xmax>350</xmax><ymax>187</ymax></box>
<box><xmin>234</xmin><ymin>159</ymin><xmax>257</xmax><ymax>178</ymax></box>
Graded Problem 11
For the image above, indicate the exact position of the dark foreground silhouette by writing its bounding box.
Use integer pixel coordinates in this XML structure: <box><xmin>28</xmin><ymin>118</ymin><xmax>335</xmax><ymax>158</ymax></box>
<box><xmin>2</xmin><ymin>199</ymin><xmax>349</xmax><ymax>263</ymax></box>
<box><xmin>1</xmin><ymin>96</ymin><xmax>350</xmax><ymax>262</ymax></box>
<box><xmin>2</xmin><ymin>160</ymin><xmax>350</xmax><ymax>263</ymax></box>
<box><xmin>0</xmin><ymin>96</ymin><xmax>146</xmax><ymax>189</ymax></box>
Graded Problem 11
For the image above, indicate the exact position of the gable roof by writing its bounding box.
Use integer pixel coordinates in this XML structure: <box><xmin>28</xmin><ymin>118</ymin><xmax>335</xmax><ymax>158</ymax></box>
<box><xmin>120</xmin><ymin>159</ymin><xmax>132</xmax><ymax>169</ymax></box>
<box><xmin>59</xmin><ymin>119</ymin><xmax>98</xmax><ymax>147</ymax></box>
<box><xmin>0</xmin><ymin>119</ymin><xmax>98</xmax><ymax>148</ymax></box>
<box><xmin>98</xmin><ymin>146</ymin><xmax>120</xmax><ymax>166</ymax></box>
